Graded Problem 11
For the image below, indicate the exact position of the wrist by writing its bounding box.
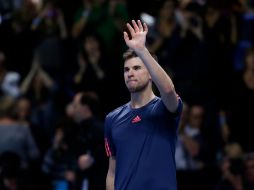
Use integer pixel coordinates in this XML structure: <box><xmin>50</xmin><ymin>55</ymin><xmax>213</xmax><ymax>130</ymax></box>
<box><xmin>134</xmin><ymin>47</ymin><xmax>149</xmax><ymax>58</ymax></box>
<box><xmin>135</xmin><ymin>46</ymin><xmax>148</xmax><ymax>53</ymax></box>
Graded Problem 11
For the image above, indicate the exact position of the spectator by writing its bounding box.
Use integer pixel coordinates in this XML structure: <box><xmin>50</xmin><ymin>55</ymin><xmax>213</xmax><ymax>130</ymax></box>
<box><xmin>225</xmin><ymin>46</ymin><xmax>254</xmax><ymax>152</ymax></box>
<box><xmin>69</xmin><ymin>91</ymin><xmax>107</xmax><ymax>190</ymax></box>
<box><xmin>16</xmin><ymin>96</ymin><xmax>50</xmax><ymax>157</ymax></box>
<box><xmin>0</xmin><ymin>96</ymin><xmax>39</xmax><ymax>169</ymax></box>
<box><xmin>72</xmin><ymin>32</ymin><xmax>106</xmax><ymax>94</ymax></box>
<box><xmin>20</xmin><ymin>54</ymin><xmax>58</xmax><ymax>139</ymax></box>
<box><xmin>243</xmin><ymin>152</ymin><xmax>254</xmax><ymax>190</ymax></box>
<box><xmin>42</xmin><ymin>120</ymin><xmax>78</xmax><ymax>190</ymax></box>
<box><xmin>71</xmin><ymin>0</ymin><xmax>129</xmax><ymax>57</ymax></box>
<box><xmin>147</xmin><ymin>0</ymin><xmax>182</xmax><ymax>72</ymax></box>
<box><xmin>175</xmin><ymin>104</ymin><xmax>211</xmax><ymax>190</ymax></box>
<box><xmin>31</xmin><ymin>0</ymin><xmax>68</xmax><ymax>76</ymax></box>
<box><xmin>215</xmin><ymin>142</ymin><xmax>244</xmax><ymax>190</ymax></box>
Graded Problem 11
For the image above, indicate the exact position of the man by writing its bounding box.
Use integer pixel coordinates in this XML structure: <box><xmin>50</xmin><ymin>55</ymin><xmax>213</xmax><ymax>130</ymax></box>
<box><xmin>104</xmin><ymin>20</ymin><xmax>183</xmax><ymax>190</ymax></box>
<box><xmin>71</xmin><ymin>91</ymin><xmax>107</xmax><ymax>190</ymax></box>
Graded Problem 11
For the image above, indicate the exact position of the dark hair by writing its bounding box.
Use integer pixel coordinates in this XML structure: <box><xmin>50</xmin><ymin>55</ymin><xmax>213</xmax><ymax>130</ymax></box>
<box><xmin>80</xmin><ymin>91</ymin><xmax>99</xmax><ymax>115</ymax></box>
<box><xmin>123</xmin><ymin>48</ymin><xmax>158</xmax><ymax>62</ymax></box>
<box><xmin>245</xmin><ymin>46</ymin><xmax>254</xmax><ymax>58</ymax></box>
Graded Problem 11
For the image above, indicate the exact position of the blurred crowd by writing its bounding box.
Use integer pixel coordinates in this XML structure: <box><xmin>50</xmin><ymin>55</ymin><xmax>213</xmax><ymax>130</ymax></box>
<box><xmin>0</xmin><ymin>0</ymin><xmax>254</xmax><ymax>189</ymax></box>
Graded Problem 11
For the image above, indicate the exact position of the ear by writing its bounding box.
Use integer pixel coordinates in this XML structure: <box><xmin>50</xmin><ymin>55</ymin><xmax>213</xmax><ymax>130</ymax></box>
<box><xmin>148</xmin><ymin>73</ymin><xmax>152</xmax><ymax>80</ymax></box>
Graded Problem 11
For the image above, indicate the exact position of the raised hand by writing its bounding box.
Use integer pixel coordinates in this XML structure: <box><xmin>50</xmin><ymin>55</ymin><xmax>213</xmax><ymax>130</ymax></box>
<box><xmin>123</xmin><ymin>20</ymin><xmax>148</xmax><ymax>52</ymax></box>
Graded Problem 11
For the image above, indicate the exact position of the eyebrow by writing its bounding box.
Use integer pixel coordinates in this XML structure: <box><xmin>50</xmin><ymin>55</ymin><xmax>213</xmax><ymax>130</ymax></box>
<box><xmin>124</xmin><ymin>67</ymin><xmax>129</xmax><ymax>71</ymax></box>
<box><xmin>124</xmin><ymin>65</ymin><xmax>142</xmax><ymax>69</ymax></box>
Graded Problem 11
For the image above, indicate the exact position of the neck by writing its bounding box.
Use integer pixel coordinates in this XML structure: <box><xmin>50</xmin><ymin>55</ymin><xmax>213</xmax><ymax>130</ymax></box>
<box><xmin>0</xmin><ymin>117</ymin><xmax>17</xmax><ymax>125</ymax></box>
<box><xmin>130</xmin><ymin>88</ymin><xmax>155</xmax><ymax>109</ymax></box>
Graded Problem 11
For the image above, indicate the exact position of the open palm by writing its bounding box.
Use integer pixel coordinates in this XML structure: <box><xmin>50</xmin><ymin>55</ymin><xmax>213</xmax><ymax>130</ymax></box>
<box><xmin>123</xmin><ymin>20</ymin><xmax>148</xmax><ymax>52</ymax></box>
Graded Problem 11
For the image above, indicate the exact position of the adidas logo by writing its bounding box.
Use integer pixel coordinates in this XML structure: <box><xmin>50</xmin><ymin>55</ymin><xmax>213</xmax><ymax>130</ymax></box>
<box><xmin>132</xmin><ymin>115</ymin><xmax>141</xmax><ymax>123</ymax></box>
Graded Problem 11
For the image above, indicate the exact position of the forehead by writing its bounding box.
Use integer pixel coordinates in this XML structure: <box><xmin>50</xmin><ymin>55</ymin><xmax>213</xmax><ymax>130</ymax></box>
<box><xmin>124</xmin><ymin>57</ymin><xmax>144</xmax><ymax>68</ymax></box>
<box><xmin>190</xmin><ymin>106</ymin><xmax>204</xmax><ymax>114</ymax></box>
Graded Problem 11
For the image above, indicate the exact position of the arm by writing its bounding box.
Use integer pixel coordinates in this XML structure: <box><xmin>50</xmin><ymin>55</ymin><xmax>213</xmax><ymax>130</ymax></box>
<box><xmin>31</xmin><ymin>5</ymin><xmax>49</xmax><ymax>30</ymax></box>
<box><xmin>71</xmin><ymin>10</ymin><xmax>90</xmax><ymax>38</ymax></box>
<box><xmin>74</xmin><ymin>53</ymin><xmax>87</xmax><ymax>84</ymax></box>
<box><xmin>20</xmin><ymin>61</ymin><xmax>39</xmax><ymax>94</ymax></box>
<box><xmin>71</xmin><ymin>1</ymin><xmax>92</xmax><ymax>39</ymax></box>
<box><xmin>38</xmin><ymin>68</ymin><xmax>54</xmax><ymax>89</ymax></box>
<box><xmin>106</xmin><ymin>157</ymin><xmax>115</xmax><ymax>190</ymax></box>
<box><xmin>56</xmin><ymin>9</ymin><xmax>68</xmax><ymax>39</ymax></box>
<box><xmin>124</xmin><ymin>20</ymin><xmax>179</xmax><ymax>112</ymax></box>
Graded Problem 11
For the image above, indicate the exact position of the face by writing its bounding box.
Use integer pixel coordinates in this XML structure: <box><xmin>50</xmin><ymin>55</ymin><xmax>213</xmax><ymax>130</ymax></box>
<box><xmin>17</xmin><ymin>98</ymin><xmax>31</xmax><ymax>120</ymax></box>
<box><xmin>124</xmin><ymin>57</ymin><xmax>151</xmax><ymax>93</ymax></box>
<box><xmin>84</xmin><ymin>36</ymin><xmax>99</xmax><ymax>54</ymax></box>
<box><xmin>189</xmin><ymin>105</ymin><xmax>204</xmax><ymax>128</ymax></box>
<box><xmin>160</xmin><ymin>0</ymin><xmax>175</xmax><ymax>19</ymax></box>
<box><xmin>245</xmin><ymin>52</ymin><xmax>254</xmax><ymax>70</ymax></box>
<box><xmin>72</xmin><ymin>93</ymin><xmax>90</xmax><ymax>122</ymax></box>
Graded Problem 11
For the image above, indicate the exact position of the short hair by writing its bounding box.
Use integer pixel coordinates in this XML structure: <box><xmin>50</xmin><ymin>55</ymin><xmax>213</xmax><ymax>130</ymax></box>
<box><xmin>123</xmin><ymin>48</ymin><xmax>158</xmax><ymax>62</ymax></box>
<box><xmin>123</xmin><ymin>49</ymin><xmax>138</xmax><ymax>62</ymax></box>
<box><xmin>245</xmin><ymin>46</ymin><xmax>254</xmax><ymax>58</ymax></box>
<box><xmin>80</xmin><ymin>91</ymin><xmax>99</xmax><ymax>115</ymax></box>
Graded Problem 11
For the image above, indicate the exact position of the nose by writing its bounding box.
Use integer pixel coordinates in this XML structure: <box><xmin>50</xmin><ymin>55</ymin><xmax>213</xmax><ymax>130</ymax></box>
<box><xmin>127</xmin><ymin>68</ymin><xmax>135</xmax><ymax>77</ymax></box>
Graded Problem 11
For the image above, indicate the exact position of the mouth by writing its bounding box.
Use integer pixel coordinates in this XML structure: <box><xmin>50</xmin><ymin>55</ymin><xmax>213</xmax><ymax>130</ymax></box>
<box><xmin>127</xmin><ymin>80</ymin><xmax>137</xmax><ymax>83</ymax></box>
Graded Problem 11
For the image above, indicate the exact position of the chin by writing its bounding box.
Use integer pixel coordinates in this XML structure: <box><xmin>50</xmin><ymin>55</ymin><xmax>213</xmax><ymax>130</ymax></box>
<box><xmin>128</xmin><ymin>86</ymin><xmax>143</xmax><ymax>93</ymax></box>
<box><xmin>127</xmin><ymin>87</ymin><xmax>136</xmax><ymax>93</ymax></box>
<box><xmin>127</xmin><ymin>83</ymin><xmax>148</xmax><ymax>93</ymax></box>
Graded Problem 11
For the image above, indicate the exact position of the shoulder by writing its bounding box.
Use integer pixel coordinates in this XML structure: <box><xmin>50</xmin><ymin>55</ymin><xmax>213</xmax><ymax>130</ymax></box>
<box><xmin>106</xmin><ymin>103</ymin><xmax>128</xmax><ymax>118</ymax></box>
<box><xmin>153</xmin><ymin>96</ymin><xmax>183</xmax><ymax>117</ymax></box>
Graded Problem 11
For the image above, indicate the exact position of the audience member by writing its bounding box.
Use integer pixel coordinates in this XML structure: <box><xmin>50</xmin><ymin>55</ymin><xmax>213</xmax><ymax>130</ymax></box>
<box><xmin>0</xmin><ymin>96</ymin><xmax>39</xmax><ymax>169</ymax></box>
<box><xmin>69</xmin><ymin>91</ymin><xmax>107</xmax><ymax>190</ymax></box>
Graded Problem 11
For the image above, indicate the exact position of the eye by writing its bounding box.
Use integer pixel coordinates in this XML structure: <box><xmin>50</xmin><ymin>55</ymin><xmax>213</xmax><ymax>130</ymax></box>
<box><xmin>124</xmin><ymin>67</ymin><xmax>129</xmax><ymax>73</ymax></box>
<box><xmin>133</xmin><ymin>65</ymin><xmax>141</xmax><ymax>70</ymax></box>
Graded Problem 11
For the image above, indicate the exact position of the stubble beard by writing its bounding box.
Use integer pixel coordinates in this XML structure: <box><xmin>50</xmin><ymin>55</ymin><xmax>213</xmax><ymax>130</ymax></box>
<box><xmin>127</xmin><ymin>80</ymin><xmax>150</xmax><ymax>93</ymax></box>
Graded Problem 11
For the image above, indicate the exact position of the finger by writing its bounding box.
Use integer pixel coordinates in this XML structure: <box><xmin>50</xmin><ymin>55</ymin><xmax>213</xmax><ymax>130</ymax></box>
<box><xmin>137</xmin><ymin>20</ymin><xmax>143</xmax><ymax>31</ymax></box>
<box><xmin>131</xmin><ymin>20</ymin><xmax>140</xmax><ymax>32</ymax></box>
<box><xmin>126</xmin><ymin>22</ymin><xmax>135</xmax><ymax>37</ymax></box>
<box><xmin>143</xmin><ymin>22</ymin><xmax>148</xmax><ymax>32</ymax></box>
<box><xmin>123</xmin><ymin>31</ymin><xmax>130</xmax><ymax>42</ymax></box>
